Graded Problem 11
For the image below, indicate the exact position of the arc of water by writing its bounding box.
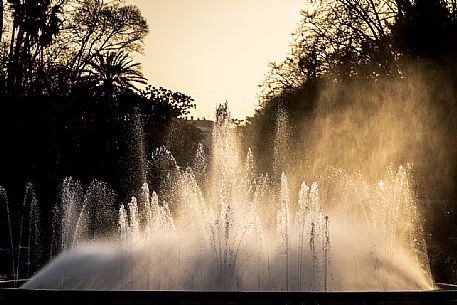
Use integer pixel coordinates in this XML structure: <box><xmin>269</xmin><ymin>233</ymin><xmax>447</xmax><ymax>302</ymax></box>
<box><xmin>0</xmin><ymin>187</ymin><xmax>15</xmax><ymax>282</ymax></box>
<box><xmin>15</xmin><ymin>183</ymin><xmax>40</xmax><ymax>280</ymax></box>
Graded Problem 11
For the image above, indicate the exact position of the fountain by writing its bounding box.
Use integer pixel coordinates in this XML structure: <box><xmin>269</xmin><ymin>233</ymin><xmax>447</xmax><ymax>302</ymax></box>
<box><xmin>0</xmin><ymin>183</ymin><xmax>41</xmax><ymax>283</ymax></box>
<box><xmin>14</xmin><ymin>104</ymin><xmax>434</xmax><ymax>293</ymax></box>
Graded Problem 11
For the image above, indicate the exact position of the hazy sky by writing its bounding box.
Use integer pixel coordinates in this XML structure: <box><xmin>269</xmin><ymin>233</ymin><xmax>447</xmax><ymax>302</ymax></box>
<box><xmin>129</xmin><ymin>0</ymin><xmax>304</xmax><ymax>120</ymax></box>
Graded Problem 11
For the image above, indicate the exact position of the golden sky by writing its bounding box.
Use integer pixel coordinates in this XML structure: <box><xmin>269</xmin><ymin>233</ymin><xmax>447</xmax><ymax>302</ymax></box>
<box><xmin>129</xmin><ymin>0</ymin><xmax>304</xmax><ymax>120</ymax></box>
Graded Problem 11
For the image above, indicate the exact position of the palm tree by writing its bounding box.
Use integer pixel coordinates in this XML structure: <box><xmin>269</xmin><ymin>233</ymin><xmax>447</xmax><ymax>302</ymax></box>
<box><xmin>7</xmin><ymin>0</ymin><xmax>63</xmax><ymax>95</ymax></box>
<box><xmin>83</xmin><ymin>51</ymin><xmax>147</xmax><ymax>103</ymax></box>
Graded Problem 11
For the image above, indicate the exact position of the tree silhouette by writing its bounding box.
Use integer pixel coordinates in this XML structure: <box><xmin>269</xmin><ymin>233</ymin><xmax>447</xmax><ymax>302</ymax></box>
<box><xmin>139</xmin><ymin>86</ymin><xmax>196</xmax><ymax>121</ymax></box>
<box><xmin>391</xmin><ymin>0</ymin><xmax>456</xmax><ymax>60</ymax></box>
<box><xmin>6</xmin><ymin>0</ymin><xmax>64</xmax><ymax>95</ymax></box>
<box><xmin>60</xmin><ymin>0</ymin><xmax>148</xmax><ymax>92</ymax></box>
<box><xmin>82</xmin><ymin>51</ymin><xmax>146</xmax><ymax>102</ymax></box>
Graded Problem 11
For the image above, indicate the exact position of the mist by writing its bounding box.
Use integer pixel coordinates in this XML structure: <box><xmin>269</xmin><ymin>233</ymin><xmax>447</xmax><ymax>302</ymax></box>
<box><xmin>262</xmin><ymin>64</ymin><xmax>457</xmax><ymax>201</ymax></box>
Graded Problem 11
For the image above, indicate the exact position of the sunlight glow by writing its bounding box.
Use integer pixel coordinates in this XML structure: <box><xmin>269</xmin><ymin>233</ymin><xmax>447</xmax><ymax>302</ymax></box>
<box><xmin>129</xmin><ymin>0</ymin><xmax>305</xmax><ymax>119</ymax></box>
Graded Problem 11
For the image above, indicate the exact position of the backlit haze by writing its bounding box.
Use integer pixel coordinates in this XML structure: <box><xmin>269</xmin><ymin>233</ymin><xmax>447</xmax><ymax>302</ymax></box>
<box><xmin>129</xmin><ymin>0</ymin><xmax>305</xmax><ymax>120</ymax></box>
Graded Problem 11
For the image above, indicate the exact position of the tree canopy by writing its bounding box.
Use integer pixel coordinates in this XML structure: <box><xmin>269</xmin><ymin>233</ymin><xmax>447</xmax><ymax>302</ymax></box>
<box><xmin>250</xmin><ymin>0</ymin><xmax>457</xmax><ymax>193</ymax></box>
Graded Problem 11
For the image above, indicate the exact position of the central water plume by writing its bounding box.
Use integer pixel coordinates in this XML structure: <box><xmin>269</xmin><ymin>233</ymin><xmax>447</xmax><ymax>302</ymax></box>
<box><xmin>22</xmin><ymin>105</ymin><xmax>434</xmax><ymax>291</ymax></box>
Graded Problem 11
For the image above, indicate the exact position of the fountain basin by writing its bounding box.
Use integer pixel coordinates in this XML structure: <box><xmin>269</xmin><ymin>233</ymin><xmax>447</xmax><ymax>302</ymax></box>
<box><xmin>0</xmin><ymin>288</ymin><xmax>455</xmax><ymax>305</ymax></box>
